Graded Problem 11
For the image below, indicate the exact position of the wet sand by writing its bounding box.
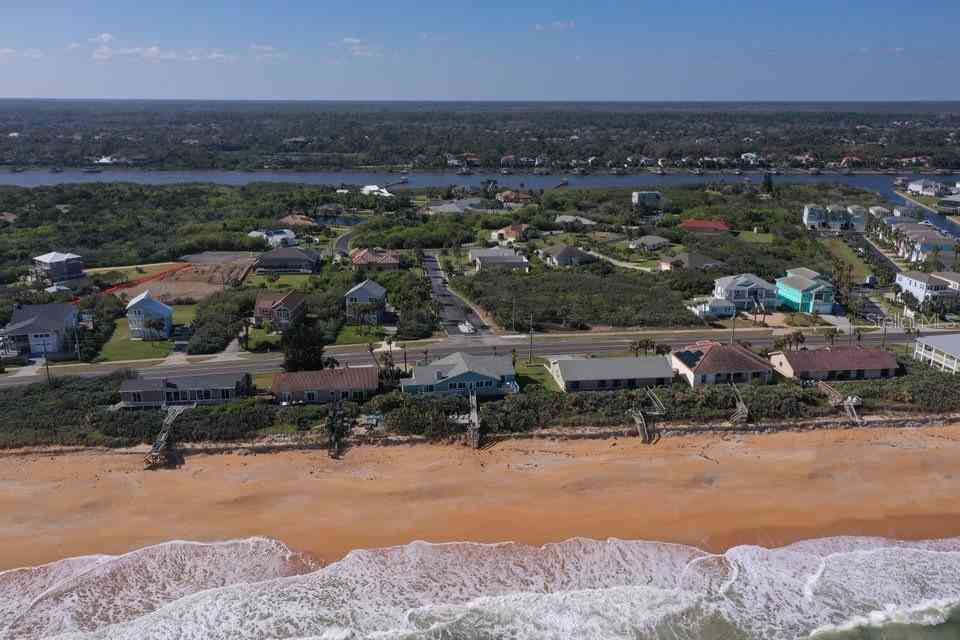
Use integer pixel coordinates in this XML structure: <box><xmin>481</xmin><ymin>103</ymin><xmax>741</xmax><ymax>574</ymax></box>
<box><xmin>3</xmin><ymin>425</ymin><xmax>960</xmax><ymax>570</ymax></box>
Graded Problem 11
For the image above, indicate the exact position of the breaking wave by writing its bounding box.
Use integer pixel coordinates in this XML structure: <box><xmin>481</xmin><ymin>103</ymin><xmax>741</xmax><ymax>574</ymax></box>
<box><xmin>2</xmin><ymin>536</ymin><xmax>959</xmax><ymax>639</ymax></box>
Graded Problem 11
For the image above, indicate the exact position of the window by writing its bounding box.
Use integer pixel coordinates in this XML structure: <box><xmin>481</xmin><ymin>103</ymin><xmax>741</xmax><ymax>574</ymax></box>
<box><xmin>597</xmin><ymin>380</ymin><xmax>607</xmax><ymax>388</ymax></box>
<box><xmin>132</xmin><ymin>392</ymin><xmax>142</xmax><ymax>403</ymax></box>
<box><xmin>306</xmin><ymin>391</ymin><xmax>317</xmax><ymax>402</ymax></box>
<box><xmin>569</xmin><ymin>381</ymin><xmax>580</xmax><ymax>390</ymax></box>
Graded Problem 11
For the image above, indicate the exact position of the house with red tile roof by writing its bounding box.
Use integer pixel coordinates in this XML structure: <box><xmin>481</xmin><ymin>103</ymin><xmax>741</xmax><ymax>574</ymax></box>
<box><xmin>271</xmin><ymin>366</ymin><xmax>380</xmax><ymax>403</ymax></box>
<box><xmin>769</xmin><ymin>347</ymin><xmax>898</xmax><ymax>381</ymax></box>
<box><xmin>671</xmin><ymin>340</ymin><xmax>773</xmax><ymax>387</ymax></box>
<box><xmin>254</xmin><ymin>290</ymin><xmax>307</xmax><ymax>329</ymax></box>
<box><xmin>350</xmin><ymin>247</ymin><xmax>401</xmax><ymax>271</ymax></box>
<box><xmin>490</xmin><ymin>223</ymin><xmax>531</xmax><ymax>245</ymax></box>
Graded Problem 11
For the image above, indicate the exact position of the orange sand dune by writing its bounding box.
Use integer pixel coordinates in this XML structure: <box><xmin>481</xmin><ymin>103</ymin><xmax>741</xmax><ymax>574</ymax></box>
<box><xmin>3</xmin><ymin>425</ymin><xmax>960</xmax><ymax>570</ymax></box>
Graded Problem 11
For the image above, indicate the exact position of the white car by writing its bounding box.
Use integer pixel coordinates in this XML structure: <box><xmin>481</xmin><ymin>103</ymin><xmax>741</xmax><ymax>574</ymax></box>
<box><xmin>457</xmin><ymin>321</ymin><xmax>476</xmax><ymax>334</ymax></box>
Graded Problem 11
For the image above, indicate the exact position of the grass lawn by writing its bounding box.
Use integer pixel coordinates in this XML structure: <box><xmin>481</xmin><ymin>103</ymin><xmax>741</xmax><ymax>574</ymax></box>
<box><xmin>244</xmin><ymin>273</ymin><xmax>313</xmax><ymax>289</ymax></box>
<box><xmin>335</xmin><ymin>324</ymin><xmax>384</xmax><ymax>345</ymax></box>
<box><xmin>172</xmin><ymin>304</ymin><xmax>197</xmax><ymax>324</ymax></box>
<box><xmin>253</xmin><ymin>371</ymin><xmax>276</xmax><ymax>390</ymax></box>
<box><xmin>820</xmin><ymin>238</ymin><xmax>871</xmax><ymax>281</ymax></box>
<box><xmin>784</xmin><ymin>313</ymin><xmax>833</xmax><ymax>328</ymax></box>
<box><xmin>515</xmin><ymin>358</ymin><xmax>560</xmax><ymax>392</ymax></box>
<box><xmin>739</xmin><ymin>231</ymin><xmax>775</xmax><ymax>244</ymax></box>
<box><xmin>99</xmin><ymin>319</ymin><xmax>174</xmax><ymax>361</ymax></box>
<box><xmin>247</xmin><ymin>326</ymin><xmax>281</xmax><ymax>351</ymax></box>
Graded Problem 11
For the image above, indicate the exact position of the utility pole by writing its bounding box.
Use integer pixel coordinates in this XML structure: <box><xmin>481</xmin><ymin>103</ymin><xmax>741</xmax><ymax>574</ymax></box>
<box><xmin>512</xmin><ymin>295</ymin><xmax>517</xmax><ymax>333</ymax></box>
<box><xmin>42</xmin><ymin>341</ymin><xmax>52</xmax><ymax>387</ymax></box>
<box><xmin>881</xmin><ymin>320</ymin><xmax>888</xmax><ymax>351</ymax></box>
<box><xmin>730</xmin><ymin>311</ymin><xmax>736</xmax><ymax>345</ymax></box>
<box><xmin>528</xmin><ymin>312</ymin><xmax>535</xmax><ymax>364</ymax></box>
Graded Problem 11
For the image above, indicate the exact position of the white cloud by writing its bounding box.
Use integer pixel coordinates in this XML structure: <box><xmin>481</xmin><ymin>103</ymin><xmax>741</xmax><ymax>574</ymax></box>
<box><xmin>66</xmin><ymin>42</ymin><xmax>84</xmax><ymax>51</ymax></box>
<box><xmin>535</xmin><ymin>20</ymin><xmax>576</xmax><ymax>32</ymax></box>
<box><xmin>0</xmin><ymin>47</ymin><xmax>44</xmax><ymax>60</ymax></box>
<box><xmin>892</xmin><ymin>47</ymin><xmax>905</xmax><ymax>53</ymax></box>
<box><xmin>332</xmin><ymin>37</ymin><xmax>383</xmax><ymax>58</ymax></box>
<box><xmin>88</xmin><ymin>33</ymin><xmax>115</xmax><ymax>44</ymax></box>
<box><xmin>341</xmin><ymin>37</ymin><xmax>362</xmax><ymax>45</ymax></box>
<box><xmin>92</xmin><ymin>42</ymin><xmax>235</xmax><ymax>63</ymax></box>
<box><xmin>419</xmin><ymin>32</ymin><xmax>450</xmax><ymax>42</ymax></box>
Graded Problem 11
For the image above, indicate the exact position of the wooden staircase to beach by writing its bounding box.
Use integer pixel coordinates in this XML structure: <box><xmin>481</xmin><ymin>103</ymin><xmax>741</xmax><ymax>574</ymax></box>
<box><xmin>629</xmin><ymin>388</ymin><xmax>667</xmax><ymax>444</ymax></box>
<box><xmin>727</xmin><ymin>384</ymin><xmax>749</xmax><ymax>426</ymax></box>
<box><xmin>465</xmin><ymin>392</ymin><xmax>482</xmax><ymax>449</ymax></box>
<box><xmin>817</xmin><ymin>380</ymin><xmax>863</xmax><ymax>424</ymax></box>
<box><xmin>143</xmin><ymin>404</ymin><xmax>193</xmax><ymax>469</ymax></box>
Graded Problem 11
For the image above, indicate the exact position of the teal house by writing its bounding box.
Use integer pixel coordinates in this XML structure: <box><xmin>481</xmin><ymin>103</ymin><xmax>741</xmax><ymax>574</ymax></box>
<box><xmin>401</xmin><ymin>352</ymin><xmax>519</xmax><ymax>398</ymax></box>
<box><xmin>775</xmin><ymin>268</ymin><xmax>836</xmax><ymax>314</ymax></box>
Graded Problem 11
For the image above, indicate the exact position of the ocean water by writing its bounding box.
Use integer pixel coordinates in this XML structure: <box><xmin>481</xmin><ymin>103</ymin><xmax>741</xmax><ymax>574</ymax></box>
<box><xmin>1</xmin><ymin>536</ymin><xmax>958</xmax><ymax>640</ymax></box>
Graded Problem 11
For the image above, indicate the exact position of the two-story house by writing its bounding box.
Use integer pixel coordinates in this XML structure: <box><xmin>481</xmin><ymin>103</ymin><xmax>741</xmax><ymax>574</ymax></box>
<box><xmin>490</xmin><ymin>223</ymin><xmax>530</xmax><ymax>245</ymax></box>
<box><xmin>712</xmin><ymin>274</ymin><xmax>780</xmax><ymax>311</ymax></box>
<box><xmin>344</xmin><ymin>279</ymin><xmax>387</xmax><ymax>323</ymax></box>
<box><xmin>254</xmin><ymin>290</ymin><xmax>307</xmax><ymax>329</ymax></box>
<box><xmin>401</xmin><ymin>352</ymin><xmax>518</xmax><ymax>397</ymax></box>
<box><xmin>895</xmin><ymin>271</ymin><xmax>955</xmax><ymax>305</ymax></box>
<box><xmin>32</xmin><ymin>251</ymin><xmax>85</xmax><ymax>285</ymax></box>
<box><xmin>126</xmin><ymin>290</ymin><xmax>174</xmax><ymax>340</ymax></box>
<box><xmin>0</xmin><ymin>303</ymin><xmax>79</xmax><ymax>357</ymax></box>
<box><xmin>776</xmin><ymin>268</ymin><xmax>836</xmax><ymax>314</ymax></box>
<box><xmin>255</xmin><ymin>246</ymin><xmax>321</xmax><ymax>274</ymax></box>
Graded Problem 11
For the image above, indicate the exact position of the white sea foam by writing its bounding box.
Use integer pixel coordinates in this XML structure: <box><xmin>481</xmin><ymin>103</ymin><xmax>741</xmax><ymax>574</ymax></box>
<box><xmin>4</xmin><ymin>536</ymin><xmax>958</xmax><ymax>640</ymax></box>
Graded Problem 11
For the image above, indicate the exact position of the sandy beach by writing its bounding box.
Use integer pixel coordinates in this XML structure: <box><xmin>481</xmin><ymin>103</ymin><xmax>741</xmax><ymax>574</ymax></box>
<box><xmin>3</xmin><ymin>425</ymin><xmax>960</xmax><ymax>570</ymax></box>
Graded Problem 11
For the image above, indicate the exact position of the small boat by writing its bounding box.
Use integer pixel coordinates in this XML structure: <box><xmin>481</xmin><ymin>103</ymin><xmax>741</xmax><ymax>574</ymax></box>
<box><xmin>557</xmin><ymin>178</ymin><xmax>569</xmax><ymax>187</ymax></box>
<box><xmin>10</xmin><ymin>167</ymin><xmax>26</xmax><ymax>173</ymax></box>
<box><xmin>809</xmin><ymin>168</ymin><xmax>821</xmax><ymax>175</ymax></box>
<box><xmin>456</xmin><ymin>167</ymin><xmax>473</xmax><ymax>176</ymax></box>
<box><xmin>50</xmin><ymin>167</ymin><xmax>64</xmax><ymax>174</ymax></box>
<box><xmin>691</xmin><ymin>168</ymin><xmax>703</xmax><ymax>176</ymax></box>
<box><xmin>500</xmin><ymin>168</ymin><xmax>513</xmax><ymax>175</ymax></box>
<box><xmin>734</xmin><ymin>169</ymin><xmax>743</xmax><ymax>176</ymax></box>
<box><xmin>82</xmin><ymin>168</ymin><xmax>103</xmax><ymax>174</ymax></box>
<box><xmin>655</xmin><ymin>168</ymin><xmax>666</xmax><ymax>175</ymax></box>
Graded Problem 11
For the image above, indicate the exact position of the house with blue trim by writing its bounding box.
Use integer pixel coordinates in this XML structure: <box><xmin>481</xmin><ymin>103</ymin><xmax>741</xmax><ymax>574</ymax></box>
<box><xmin>775</xmin><ymin>268</ymin><xmax>836</xmax><ymax>314</ymax></box>
<box><xmin>126</xmin><ymin>290</ymin><xmax>174</xmax><ymax>340</ymax></box>
<box><xmin>401</xmin><ymin>352</ymin><xmax>518</xmax><ymax>398</ymax></box>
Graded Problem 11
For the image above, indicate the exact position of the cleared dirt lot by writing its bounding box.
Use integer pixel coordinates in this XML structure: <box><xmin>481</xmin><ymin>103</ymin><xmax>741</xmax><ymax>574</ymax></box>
<box><xmin>123</xmin><ymin>258</ymin><xmax>255</xmax><ymax>302</ymax></box>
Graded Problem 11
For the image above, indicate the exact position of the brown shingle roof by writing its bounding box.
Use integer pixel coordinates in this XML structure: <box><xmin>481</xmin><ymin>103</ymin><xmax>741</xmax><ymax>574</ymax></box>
<box><xmin>678</xmin><ymin>219</ymin><xmax>730</xmax><ymax>232</ymax></box>
<box><xmin>776</xmin><ymin>347</ymin><xmax>897</xmax><ymax>372</ymax></box>
<box><xmin>674</xmin><ymin>341</ymin><xmax>772</xmax><ymax>374</ymax></box>
<box><xmin>351</xmin><ymin>248</ymin><xmax>400</xmax><ymax>266</ymax></box>
<box><xmin>272</xmin><ymin>367</ymin><xmax>379</xmax><ymax>394</ymax></box>
<box><xmin>256</xmin><ymin>290</ymin><xmax>306</xmax><ymax>310</ymax></box>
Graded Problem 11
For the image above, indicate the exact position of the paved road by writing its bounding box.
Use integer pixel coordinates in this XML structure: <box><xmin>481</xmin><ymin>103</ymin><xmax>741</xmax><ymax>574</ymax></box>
<box><xmin>332</xmin><ymin>231</ymin><xmax>353</xmax><ymax>255</ymax></box>
<box><xmin>422</xmin><ymin>251</ymin><xmax>490</xmax><ymax>337</ymax></box>
<box><xmin>585</xmin><ymin>249</ymin><xmax>652</xmax><ymax>272</ymax></box>
<box><xmin>0</xmin><ymin>327</ymin><xmax>924</xmax><ymax>389</ymax></box>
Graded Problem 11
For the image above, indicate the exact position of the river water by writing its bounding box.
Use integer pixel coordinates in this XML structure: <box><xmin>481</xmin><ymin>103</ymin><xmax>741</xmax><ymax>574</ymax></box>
<box><xmin>3</xmin><ymin>168</ymin><xmax>959</xmax><ymax>236</ymax></box>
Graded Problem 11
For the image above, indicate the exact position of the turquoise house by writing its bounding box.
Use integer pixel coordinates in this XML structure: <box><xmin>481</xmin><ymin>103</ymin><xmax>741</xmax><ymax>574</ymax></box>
<box><xmin>776</xmin><ymin>268</ymin><xmax>836</xmax><ymax>314</ymax></box>
<box><xmin>401</xmin><ymin>352</ymin><xmax>519</xmax><ymax>397</ymax></box>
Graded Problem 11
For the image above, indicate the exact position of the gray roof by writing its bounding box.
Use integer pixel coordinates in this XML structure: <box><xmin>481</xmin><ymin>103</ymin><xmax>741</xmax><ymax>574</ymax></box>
<box><xmin>468</xmin><ymin>247</ymin><xmax>519</xmax><ymax>262</ymax></box>
<box><xmin>555</xmin><ymin>214</ymin><xmax>597</xmax><ymax>226</ymax></box>
<box><xmin>404</xmin><ymin>352</ymin><xmax>515</xmax><ymax>387</ymax></box>
<box><xmin>636</xmin><ymin>234</ymin><xmax>669</xmax><ymax>245</ymax></box>
<box><xmin>476</xmin><ymin>254</ymin><xmax>527</xmax><ymax>266</ymax></box>
<box><xmin>258</xmin><ymin>246</ymin><xmax>320</xmax><ymax>262</ymax></box>
<box><xmin>120</xmin><ymin>373</ymin><xmax>249</xmax><ymax>393</ymax></box>
<box><xmin>554</xmin><ymin>356</ymin><xmax>673</xmax><ymax>382</ymax></box>
<box><xmin>786</xmin><ymin>267</ymin><xmax>822</xmax><ymax>281</ymax></box>
<box><xmin>777</xmin><ymin>275</ymin><xmax>831</xmax><ymax>292</ymax></box>
<box><xmin>916</xmin><ymin>333</ymin><xmax>960</xmax><ymax>357</ymax></box>
<box><xmin>345</xmin><ymin>279</ymin><xmax>386</xmax><ymax>298</ymax></box>
<box><xmin>715</xmin><ymin>273</ymin><xmax>775</xmax><ymax>291</ymax></box>
<box><xmin>932</xmin><ymin>271</ymin><xmax>960</xmax><ymax>285</ymax></box>
<box><xmin>0</xmin><ymin>303</ymin><xmax>76</xmax><ymax>336</ymax></box>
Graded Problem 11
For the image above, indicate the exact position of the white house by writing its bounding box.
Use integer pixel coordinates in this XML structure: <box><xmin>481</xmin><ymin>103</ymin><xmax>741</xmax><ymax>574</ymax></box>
<box><xmin>712</xmin><ymin>273</ymin><xmax>779</xmax><ymax>311</ymax></box>
<box><xmin>248</xmin><ymin>229</ymin><xmax>297</xmax><ymax>248</ymax></box>
<box><xmin>686</xmin><ymin>296</ymin><xmax>737</xmax><ymax>319</ymax></box>
<box><xmin>895</xmin><ymin>271</ymin><xmax>955</xmax><ymax>305</ymax></box>
<box><xmin>361</xmin><ymin>185</ymin><xmax>394</xmax><ymax>198</ymax></box>
<box><xmin>869</xmin><ymin>206</ymin><xmax>891</xmax><ymax>218</ymax></box>
<box><xmin>631</xmin><ymin>191</ymin><xmax>663</xmax><ymax>208</ymax></box>
<box><xmin>126</xmin><ymin>290</ymin><xmax>174</xmax><ymax>340</ymax></box>
<box><xmin>908</xmin><ymin>179</ymin><xmax>948</xmax><ymax>198</ymax></box>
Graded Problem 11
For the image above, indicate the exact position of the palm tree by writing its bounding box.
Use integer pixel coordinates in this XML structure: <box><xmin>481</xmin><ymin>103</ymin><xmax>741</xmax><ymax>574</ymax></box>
<box><xmin>399</xmin><ymin>343</ymin><xmax>407</xmax><ymax>370</ymax></box>
<box><xmin>791</xmin><ymin>330</ymin><xmax>806</xmax><ymax>351</ymax></box>
<box><xmin>822</xmin><ymin>327</ymin><xmax>839</xmax><ymax>346</ymax></box>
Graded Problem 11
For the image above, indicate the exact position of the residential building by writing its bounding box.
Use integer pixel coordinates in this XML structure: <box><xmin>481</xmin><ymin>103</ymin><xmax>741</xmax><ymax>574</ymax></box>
<box><xmin>344</xmin><ymin>279</ymin><xmax>387</xmax><ymax>323</ymax></box>
<box><xmin>254</xmin><ymin>290</ymin><xmax>307</xmax><ymax>329</ymax></box>
<box><xmin>255</xmin><ymin>246</ymin><xmax>321</xmax><ymax>274</ymax></box>
<box><xmin>468</xmin><ymin>246</ymin><xmax>521</xmax><ymax>264</ymax></box>
<box><xmin>539</xmin><ymin>244</ymin><xmax>598</xmax><ymax>268</ymax></box>
<box><xmin>769</xmin><ymin>347</ymin><xmax>898</xmax><ymax>381</ymax></box>
<box><xmin>712</xmin><ymin>273</ymin><xmax>780</xmax><ymax>311</ymax></box>
<box><xmin>118</xmin><ymin>373</ymin><xmax>252</xmax><ymax>408</ymax></box>
<box><xmin>125</xmin><ymin>291</ymin><xmax>173</xmax><ymax>340</ymax></box>
<box><xmin>496</xmin><ymin>190</ymin><xmax>534</xmax><ymax>208</ymax></box>
<box><xmin>271</xmin><ymin>366</ymin><xmax>380</xmax><ymax>403</ymax></box>
<box><xmin>401</xmin><ymin>352</ymin><xmax>518</xmax><ymax>397</ymax></box>
<box><xmin>490</xmin><ymin>223</ymin><xmax>530</xmax><ymax>245</ymax></box>
<box><xmin>671</xmin><ymin>341</ymin><xmax>774</xmax><ymax>387</ymax></box>
<box><xmin>895</xmin><ymin>271</ymin><xmax>955</xmax><ymax>305</ymax></box>
<box><xmin>931</xmin><ymin>271</ymin><xmax>960</xmax><ymax>293</ymax></box>
<box><xmin>938</xmin><ymin>195</ymin><xmax>960</xmax><ymax>215</ymax></box>
<box><xmin>350</xmin><ymin>247</ymin><xmax>401</xmax><ymax>271</ymax></box>
<box><xmin>801</xmin><ymin>204</ymin><xmax>863</xmax><ymax>231</ymax></box>
<box><xmin>629</xmin><ymin>235</ymin><xmax>670</xmax><ymax>251</ymax></box>
<box><xmin>775</xmin><ymin>268</ymin><xmax>835</xmax><ymax>314</ymax></box>
<box><xmin>631</xmin><ymin>191</ymin><xmax>663</xmax><ymax>207</ymax></box>
<box><xmin>547</xmin><ymin>355</ymin><xmax>674</xmax><ymax>392</ymax></box>
<box><xmin>657</xmin><ymin>252</ymin><xmax>725</xmax><ymax>272</ymax></box>
<box><xmin>474</xmin><ymin>253</ymin><xmax>529</xmax><ymax>272</ymax></box>
<box><xmin>555</xmin><ymin>214</ymin><xmax>597</xmax><ymax>226</ymax></box>
<box><xmin>678</xmin><ymin>219</ymin><xmax>731</xmax><ymax>233</ymax></box>
<box><xmin>32</xmin><ymin>251</ymin><xmax>84</xmax><ymax>284</ymax></box>
<box><xmin>361</xmin><ymin>185</ymin><xmax>394</xmax><ymax>198</ymax></box>
<box><xmin>802</xmin><ymin>204</ymin><xmax>827</xmax><ymax>228</ymax></box>
<box><xmin>248</xmin><ymin>229</ymin><xmax>297</xmax><ymax>248</ymax></box>
<box><xmin>914</xmin><ymin>333</ymin><xmax>960</xmax><ymax>374</ymax></box>
<box><xmin>686</xmin><ymin>296</ymin><xmax>737</xmax><ymax>319</ymax></box>
<box><xmin>869</xmin><ymin>206</ymin><xmax>892</xmax><ymax>218</ymax></box>
<box><xmin>426</xmin><ymin>198</ymin><xmax>483</xmax><ymax>215</ymax></box>
<box><xmin>907</xmin><ymin>179</ymin><xmax>948</xmax><ymax>198</ymax></box>
<box><xmin>0</xmin><ymin>303</ymin><xmax>78</xmax><ymax>357</ymax></box>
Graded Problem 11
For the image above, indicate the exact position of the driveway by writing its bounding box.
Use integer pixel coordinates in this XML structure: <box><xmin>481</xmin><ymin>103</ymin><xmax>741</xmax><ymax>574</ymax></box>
<box><xmin>422</xmin><ymin>252</ymin><xmax>490</xmax><ymax>336</ymax></box>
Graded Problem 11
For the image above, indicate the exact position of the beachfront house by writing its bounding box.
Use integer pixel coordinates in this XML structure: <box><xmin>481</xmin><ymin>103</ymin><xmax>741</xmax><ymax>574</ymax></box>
<box><xmin>686</xmin><ymin>296</ymin><xmax>737</xmax><ymax>319</ymax></box>
<box><xmin>914</xmin><ymin>333</ymin><xmax>960</xmax><ymax>374</ymax></box>
<box><xmin>775</xmin><ymin>268</ymin><xmax>835</xmax><ymax>314</ymax></box>
<box><xmin>125</xmin><ymin>291</ymin><xmax>174</xmax><ymax>340</ymax></box>
<box><xmin>255</xmin><ymin>246</ymin><xmax>321</xmax><ymax>274</ymax></box>
<box><xmin>271</xmin><ymin>366</ymin><xmax>380</xmax><ymax>404</ymax></box>
<box><xmin>32</xmin><ymin>251</ymin><xmax>85</xmax><ymax>285</ymax></box>
<box><xmin>254</xmin><ymin>290</ymin><xmax>307</xmax><ymax>330</ymax></box>
<box><xmin>671</xmin><ymin>340</ymin><xmax>774</xmax><ymax>387</ymax></box>
<box><xmin>401</xmin><ymin>352</ymin><xmax>518</xmax><ymax>398</ymax></box>
<box><xmin>546</xmin><ymin>355</ymin><xmax>673</xmax><ymax>392</ymax></box>
<box><xmin>118</xmin><ymin>373</ymin><xmax>253</xmax><ymax>408</ymax></box>
<box><xmin>344</xmin><ymin>279</ymin><xmax>387</xmax><ymax>323</ymax></box>
<box><xmin>712</xmin><ymin>274</ymin><xmax>779</xmax><ymax>311</ymax></box>
<box><xmin>895</xmin><ymin>271</ymin><xmax>955</xmax><ymax>305</ymax></box>
<box><xmin>769</xmin><ymin>347</ymin><xmax>898</xmax><ymax>381</ymax></box>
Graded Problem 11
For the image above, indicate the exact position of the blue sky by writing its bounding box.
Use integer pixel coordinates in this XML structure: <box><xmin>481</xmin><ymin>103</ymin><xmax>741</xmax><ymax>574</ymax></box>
<box><xmin>0</xmin><ymin>1</ymin><xmax>958</xmax><ymax>100</ymax></box>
